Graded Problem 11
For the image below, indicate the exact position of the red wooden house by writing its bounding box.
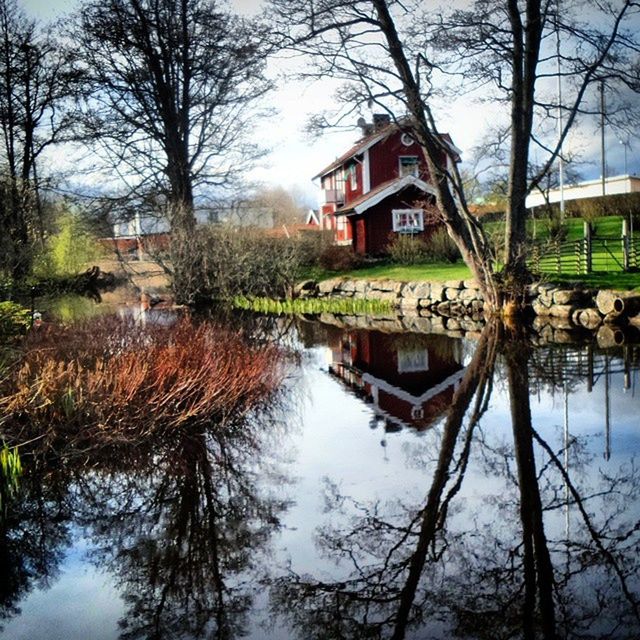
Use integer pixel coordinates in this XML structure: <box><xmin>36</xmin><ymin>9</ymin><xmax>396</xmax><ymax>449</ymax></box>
<box><xmin>314</xmin><ymin>114</ymin><xmax>459</xmax><ymax>255</ymax></box>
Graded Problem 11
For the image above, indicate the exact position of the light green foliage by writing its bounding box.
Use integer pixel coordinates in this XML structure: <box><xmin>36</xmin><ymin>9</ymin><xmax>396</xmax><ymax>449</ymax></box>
<box><xmin>234</xmin><ymin>295</ymin><xmax>392</xmax><ymax>315</ymax></box>
<box><xmin>0</xmin><ymin>301</ymin><xmax>31</xmax><ymax>336</ymax></box>
<box><xmin>0</xmin><ymin>442</ymin><xmax>22</xmax><ymax>515</ymax></box>
<box><xmin>45</xmin><ymin>294</ymin><xmax>105</xmax><ymax>324</ymax></box>
<box><xmin>35</xmin><ymin>212</ymin><xmax>104</xmax><ymax>278</ymax></box>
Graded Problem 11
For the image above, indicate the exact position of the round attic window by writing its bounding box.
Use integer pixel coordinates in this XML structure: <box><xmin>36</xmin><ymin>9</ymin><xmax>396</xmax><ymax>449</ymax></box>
<box><xmin>401</xmin><ymin>132</ymin><xmax>414</xmax><ymax>146</ymax></box>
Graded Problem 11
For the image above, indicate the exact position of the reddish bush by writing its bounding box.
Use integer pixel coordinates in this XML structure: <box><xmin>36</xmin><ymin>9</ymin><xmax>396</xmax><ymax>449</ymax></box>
<box><xmin>0</xmin><ymin>316</ymin><xmax>286</xmax><ymax>440</ymax></box>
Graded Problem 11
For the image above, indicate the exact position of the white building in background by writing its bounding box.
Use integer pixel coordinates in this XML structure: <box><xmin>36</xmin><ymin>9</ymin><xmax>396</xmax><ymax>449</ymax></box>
<box><xmin>526</xmin><ymin>174</ymin><xmax>640</xmax><ymax>209</ymax></box>
<box><xmin>112</xmin><ymin>209</ymin><xmax>217</xmax><ymax>239</ymax></box>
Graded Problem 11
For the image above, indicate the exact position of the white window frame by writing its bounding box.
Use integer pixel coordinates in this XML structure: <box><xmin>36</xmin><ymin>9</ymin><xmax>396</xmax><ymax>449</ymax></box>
<box><xmin>336</xmin><ymin>215</ymin><xmax>347</xmax><ymax>232</ymax></box>
<box><xmin>392</xmin><ymin>209</ymin><xmax>424</xmax><ymax>233</ymax></box>
<box><xmin>397</xmin><ymin>348</ymin><xmax>429</xmax><ymax>373</ymax></box>
<box><xmin>344</xmin><ymin>163</ymin><xmax>358</xmax><ymax>190</ymax></box>
<box><xmin>398</xmin><ymin>156</ymin><xmax>419</xmax><ymax>178</ymax></box>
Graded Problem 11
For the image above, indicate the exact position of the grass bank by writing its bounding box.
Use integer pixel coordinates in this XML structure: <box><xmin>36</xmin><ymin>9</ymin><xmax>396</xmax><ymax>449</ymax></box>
<box><xmin>302</xmin><ymin>261</ymin><xmax>472</xmax><ymax>284</ymax></box>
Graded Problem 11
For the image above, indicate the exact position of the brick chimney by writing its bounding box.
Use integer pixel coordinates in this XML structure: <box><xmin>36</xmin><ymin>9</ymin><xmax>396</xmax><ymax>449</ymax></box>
<box><xmin>372</xmin><ymin>113</ymin><xmax>391</xmax><ymax>130</ymax></box>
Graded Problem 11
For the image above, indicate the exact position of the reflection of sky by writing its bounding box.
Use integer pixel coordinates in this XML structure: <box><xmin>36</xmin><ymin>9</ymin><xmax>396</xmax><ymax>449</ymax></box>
<box><xmin>1</xmin><ymin>535</ymin><xmax>123</xmax><ymax>640</ymax></box>
<box><xmin>2</xmin><ymin>331</ymin><xmax>639</xmax><ymax>639</ymax></box>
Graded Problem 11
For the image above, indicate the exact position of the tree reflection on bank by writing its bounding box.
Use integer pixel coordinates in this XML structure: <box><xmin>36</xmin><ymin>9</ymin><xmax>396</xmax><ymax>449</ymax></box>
<box><xmin>75</xmin><ymin>420</ymin><xmax>291</xmax><ymax>640</ymax></box>
<box><xmin>270</xmin><ymin>323</ymin><xmax>640</xmax><ymax>640</ymax></box>
<box><xmin>0</xmin><ymin>379</ymin><xmax>296</xmax><ymax>638</ymax></box>
<box><xmin>0</xmin><ymin>460</ymin><xmax>72</xmax><ymax>630</ymax></box>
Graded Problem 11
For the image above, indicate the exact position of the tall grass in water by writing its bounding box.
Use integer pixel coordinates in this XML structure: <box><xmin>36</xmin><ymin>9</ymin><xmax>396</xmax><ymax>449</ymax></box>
<box><xmin>0</xmin><ymin>316</ymin><xmax>286</xmax><ymax>442</ymax></box>
<box><xmin>0</xmin><ymin>442</ymin><xmax>21</xmax><ymax>515</ymax></box>
<box><xmin>234</xmin><ymin>295</ymin><xmax>392</xmax><ymax>315</ymax></box>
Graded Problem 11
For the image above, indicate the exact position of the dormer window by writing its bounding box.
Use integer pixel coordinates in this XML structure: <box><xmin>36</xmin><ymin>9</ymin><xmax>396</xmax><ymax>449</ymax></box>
<box><xmin>399</xmin><ymin>156</ymin><xmax>419</xmax><ymax>178</ymax></box>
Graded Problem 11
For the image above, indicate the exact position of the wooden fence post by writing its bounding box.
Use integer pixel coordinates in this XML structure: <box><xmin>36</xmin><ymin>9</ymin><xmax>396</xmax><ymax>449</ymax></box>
<box><xmin>584</xmin><ymin>221</ymin><xmax>592</xmax><ymax>274</ymax></box>
<box><xmin>622</xmin><ymin>217</ymin><xmax>630</xmax><ymax>271</ymax></box>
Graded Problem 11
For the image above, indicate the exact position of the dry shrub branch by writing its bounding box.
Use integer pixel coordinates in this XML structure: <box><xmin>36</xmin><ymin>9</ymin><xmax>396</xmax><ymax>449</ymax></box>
<box><xmin>0</xmin><ymin>316</ymin><xmax>286</xmax><ymax>443</ymax></box>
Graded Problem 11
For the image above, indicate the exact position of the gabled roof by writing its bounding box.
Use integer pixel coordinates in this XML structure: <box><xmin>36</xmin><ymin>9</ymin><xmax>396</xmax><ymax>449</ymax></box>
<box><xmin>314</xmin><ymin>123</ymin><xmax>462</xmax><ymax>180</ymax></box>
<box><xmin>336</xmin><ymin>175</ymin><xmax>437</xmax><ymax>216</ymax></box>
<box><xmin>313</xmin><ymin>125</ymin><xmax>393</xmax><ymax>180</ymax></box>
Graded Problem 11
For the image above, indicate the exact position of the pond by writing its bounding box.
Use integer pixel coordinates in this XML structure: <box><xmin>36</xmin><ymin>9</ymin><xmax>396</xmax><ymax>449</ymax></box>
<box><xmin>1</xmin><ymin>304</ymin><xmax>639</xmax><ymax>640</ymax></box>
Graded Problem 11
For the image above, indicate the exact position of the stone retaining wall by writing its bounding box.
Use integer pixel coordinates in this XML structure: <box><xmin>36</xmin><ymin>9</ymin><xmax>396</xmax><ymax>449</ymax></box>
<box><xmin>296</xmin><ymin>277</ymin><xmax>640</xmax><ymax>332</ymax></box>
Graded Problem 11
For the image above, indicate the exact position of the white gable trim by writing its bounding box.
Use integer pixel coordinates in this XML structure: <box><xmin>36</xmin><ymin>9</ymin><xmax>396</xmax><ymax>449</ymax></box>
<box><xmin>363</xmin><ymin>148</ymin><xmax>371</xmax><ymax>193</ymax></box>
<box><xmin>306</xmin><ymin>209</ymin><xmax>320</xmax><ymax>225</ymax></box>
<box><xmin>353</xmin><ymin>176</ymin><xmax>437</xmax><ymax>214</ymax></box>
<box><xmin>363</xmin><ymin>368</ymin><xmax>465</xmax><ymax>406</ymax></box>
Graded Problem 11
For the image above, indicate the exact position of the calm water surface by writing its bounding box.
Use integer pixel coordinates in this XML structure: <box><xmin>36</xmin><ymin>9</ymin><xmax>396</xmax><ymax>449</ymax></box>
<box><xmin>1</xmin><ymin>312</ymin><xmax>639</xmax><ymax>639</ymax></box>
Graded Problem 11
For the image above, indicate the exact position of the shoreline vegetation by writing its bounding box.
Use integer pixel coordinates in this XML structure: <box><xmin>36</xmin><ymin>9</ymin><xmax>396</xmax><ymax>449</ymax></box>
<box><xmin>0</xmin><ymin>316</ymin><xmax>287</xmax><ymax>450</ymax></box>
<box><xmin>233</xmin><ymin>295</ymin><xmax>393</xmax><ymax>316</ymax></box>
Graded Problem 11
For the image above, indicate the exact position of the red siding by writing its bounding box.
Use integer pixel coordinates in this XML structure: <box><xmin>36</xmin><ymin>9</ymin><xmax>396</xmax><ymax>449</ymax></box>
<box><xmin>368</xmin><ymin>131</ymin><xmax>429</xmax><ymax>189</ymax></box>
<box><xmin>351</xmin><ymin>187</ymin><xmax>438</xmax><ymax>255</ymax></box>
<box><xmin>344</xmin><ymin>161</ymin><xmax>364</xmax><ymax>204</ymax></box>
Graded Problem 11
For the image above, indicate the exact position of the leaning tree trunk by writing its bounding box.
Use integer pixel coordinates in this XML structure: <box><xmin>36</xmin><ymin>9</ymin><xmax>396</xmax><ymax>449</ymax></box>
<box><xmin>372</xmin><ymin>0</ymin><xmax>500</xmax><ymax>310</ymax></box>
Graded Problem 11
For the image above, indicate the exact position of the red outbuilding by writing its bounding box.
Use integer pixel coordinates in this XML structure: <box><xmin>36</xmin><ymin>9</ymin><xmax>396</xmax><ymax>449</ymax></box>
<box><xmin>314</xmin><ymin>114</ymin><xmax>459</xmax><ymax>255</ymax></box>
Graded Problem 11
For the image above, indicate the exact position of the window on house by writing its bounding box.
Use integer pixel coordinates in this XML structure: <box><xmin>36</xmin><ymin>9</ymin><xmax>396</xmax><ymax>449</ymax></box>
<box><xmin>398</xmin><ymin>348</ymin><xmax>429</xmax><ymax>373</ymax></box>
<box><xmin>336</xmin><ymin>215</ymin><xmax>346</xmax><ymax>232</ymax></box>
<box><xmin>345</xmin><ymin>163</ymin><xmax>358</xmax><ymax>190</ymax></box>
<box><xmin>392</xmin><ymin>209</ymin><xmax>424</xmax><ymax>233</ymax></box>
<box><xmin>399</xmin><ymin>156</ymin><xmax>420</xmax><ymax>178</ymax></box>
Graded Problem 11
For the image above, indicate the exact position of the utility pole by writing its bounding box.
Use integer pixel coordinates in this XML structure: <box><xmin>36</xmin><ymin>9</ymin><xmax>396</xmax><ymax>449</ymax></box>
<box><xmin>619</xmin><ymin>139</ymin><xmax>628</xmax><ymax>175</ymax></box>
<box><xmin>556</xmin><ymin>3</ymin><xmax>565</xmax><ymax>220</ymax></box>
<box><xmin>600</xmin><ymin>81</ymin><xmax>606</xmax><ymax>196</ymax></box>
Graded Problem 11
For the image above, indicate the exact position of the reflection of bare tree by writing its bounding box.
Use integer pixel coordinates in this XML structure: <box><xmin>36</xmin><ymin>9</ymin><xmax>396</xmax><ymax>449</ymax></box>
<box><xmin>71</xmin><ymin>411</ymin><xmax>291</xmax><ymax>640</ymax></box>
<box><xmin>270</xmin><ymin>321</ymin><xmax>500</xmax><ymax>639</ymax></box>
<box><xmin>505</xmin><ymin>337</ymin><xmax>556</xmax><ymax>639</ymax></box>
<box><xmin>270</xmin><ymin>325</ymin><xmax>640</xmax><ymax>640</ymax></box>
<box><xmin>0</xmin><ymin>462</ymin><xmax>72</xmax><ymax>629</ymax></box>
<box><xmin>0</xmin><ymin>375</ymin><xmax>295</xmax><ymax>640</ymax></box>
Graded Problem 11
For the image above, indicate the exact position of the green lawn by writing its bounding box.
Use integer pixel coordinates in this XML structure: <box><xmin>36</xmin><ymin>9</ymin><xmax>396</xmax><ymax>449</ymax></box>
<box><xmin>303</xmin><ymin>261</ymin><xmax>472</xmax><ymax>283</ymax></box>
<box><xmin>484</xmin><ymin>214</ymin><xmax>635</xmax><ymax>242</ymax></box>
<box><xmin>546</xmin><ymin>271</ymin><xmax>640</xmax><ymax>291</ymax></box>
<box><xmin>300</xmin><ymin>215</ymin><xmax>640</xmax><ymax>289</ymax></box>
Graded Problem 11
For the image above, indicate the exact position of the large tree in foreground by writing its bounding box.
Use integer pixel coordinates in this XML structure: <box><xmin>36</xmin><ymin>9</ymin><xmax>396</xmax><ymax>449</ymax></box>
<box><xmin>271</xmin><ymin>0</ymin><xmax>638</xmax><ymax>309</ymax></box>
<box><xmin>75</xmin><ymin>0</ymin><xmax>271</xmax><ymax>234</ymax></box>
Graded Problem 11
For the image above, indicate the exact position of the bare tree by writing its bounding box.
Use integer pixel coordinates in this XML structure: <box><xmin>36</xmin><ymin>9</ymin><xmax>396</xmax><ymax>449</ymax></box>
<box><xmin>0</xmin><ymin>0</ymin><xmax>77</xmax><ymax>280</ymax></box>
<box><xmin>269</xmin><ymin>0</ymin><xmax>639</xmax><ymax>309</ymax></box>
<box><xmin>74</xmin><ymin>0</ymin><xmax>272</xmax><ymax>237</ymax></box>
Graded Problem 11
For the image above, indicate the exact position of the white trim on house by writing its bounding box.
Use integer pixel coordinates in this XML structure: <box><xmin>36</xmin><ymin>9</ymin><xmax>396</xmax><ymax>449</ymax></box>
<box><xmin>351</xmin><ymin>175</ymin><xmax>437</xmax><ymax>215</ymax></box>
<box><xmin>314</xmin><ymin>130</ymin><xmax>389</xmax><ymax>180</ymax></box>
<box><xmin>401</xmin><ymin>132</ymin><xmax>414</xmax><ymax>147</ymax></box>
<box><xmin>306</xmin><ymin>209</ymin><xmax>320</xmax><ymax>225</ymax></box>
<box><xmin>363</xmin><ymin>148</ymin><xmax>371</xmax><ymax>193</ymax></box>
<box><xmin>363</xmin><ymin>368</ymin><xmax>466</xmax><ymax>406</ymax></box>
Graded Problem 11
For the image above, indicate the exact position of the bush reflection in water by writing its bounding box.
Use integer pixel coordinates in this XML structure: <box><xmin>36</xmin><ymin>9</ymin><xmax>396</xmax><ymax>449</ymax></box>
<box><xmin>0</xmin><ymin>312</ymin><xmax>294</xmax><ymax>638</ymax></box>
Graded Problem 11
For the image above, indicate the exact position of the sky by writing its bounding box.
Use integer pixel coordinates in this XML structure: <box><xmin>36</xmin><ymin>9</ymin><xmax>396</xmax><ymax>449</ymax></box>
<box><xmin>21</xmin><ymin>0</ymin><xmax>639</xmax><ymax>208</ymax></box>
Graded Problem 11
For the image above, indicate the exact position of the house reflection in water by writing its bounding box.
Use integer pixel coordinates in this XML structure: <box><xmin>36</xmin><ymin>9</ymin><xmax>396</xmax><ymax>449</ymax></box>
<box><xmin>327</xmin><ymin>329</ymin><xmax>465</xmax><ymax>431</ymax></box>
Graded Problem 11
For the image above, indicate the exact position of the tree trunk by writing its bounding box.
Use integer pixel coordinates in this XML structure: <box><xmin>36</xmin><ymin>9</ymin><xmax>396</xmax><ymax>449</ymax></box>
<box><xmin>372</xmin><ymin>0</ymin><xmax>500</xmax><ymax>310</ymax></box>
